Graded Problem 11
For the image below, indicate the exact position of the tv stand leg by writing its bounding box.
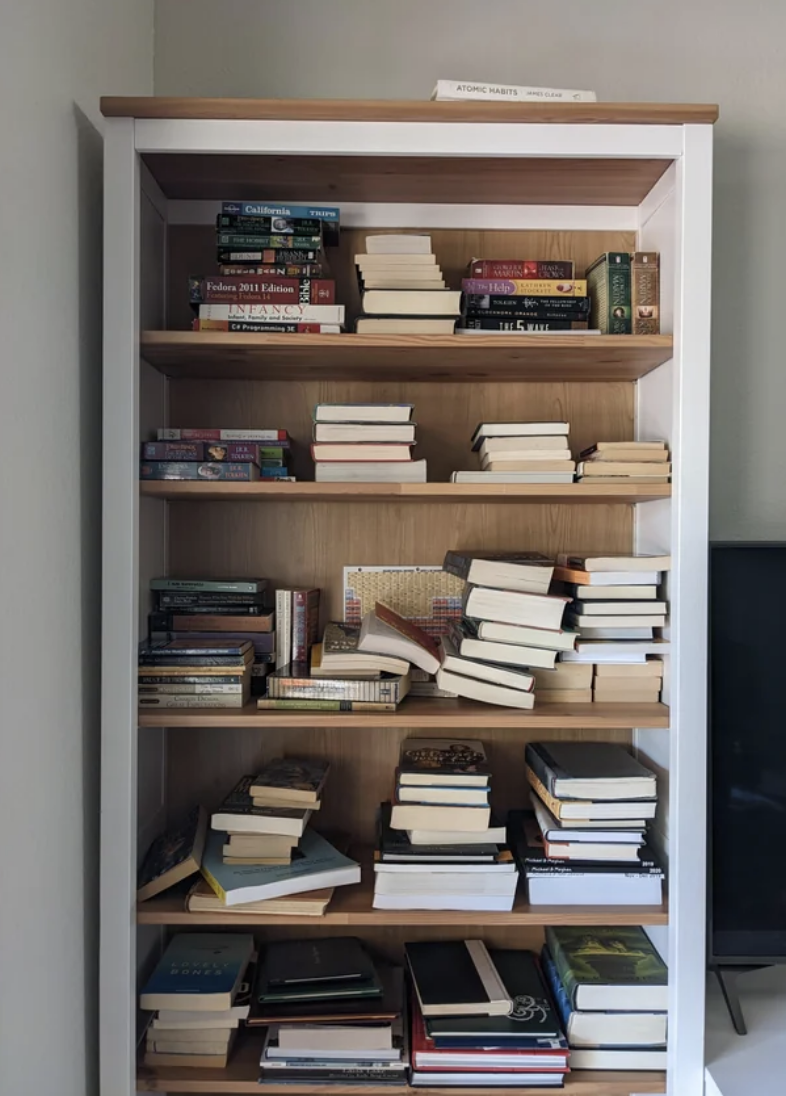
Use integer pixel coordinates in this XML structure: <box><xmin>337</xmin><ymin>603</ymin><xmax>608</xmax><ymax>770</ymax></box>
<box><xmin>712</xmin><ymin>965</ymin><xmax>771</xmax><ymax>1035</ymax></box>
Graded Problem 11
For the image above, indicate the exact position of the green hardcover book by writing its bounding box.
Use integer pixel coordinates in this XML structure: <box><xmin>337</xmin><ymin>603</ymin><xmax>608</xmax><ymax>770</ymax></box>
<box><xmin>544</xmin><ymin>926</ymin><xmax>668</xmax><ymax>1012</ymax></box>
<box><xmin>586</xmin><ymin>252</ymin><xmax>632</xmax><ymax>335</ymax></box>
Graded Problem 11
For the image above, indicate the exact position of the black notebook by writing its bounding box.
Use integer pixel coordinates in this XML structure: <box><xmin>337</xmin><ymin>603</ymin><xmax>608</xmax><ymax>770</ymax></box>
<box><xmin>525</xmin><ymin>741</ymin><xmax>657</xmax><ymax>802</ymax></box>
<box><xmin>263</xmin><ymin>937</ymin><xmax>378</xmax><ymax>988</ymax></box>
<box><xmin>406</xmin><ymin>940</ymin><xmax>511</xmax><ymax>1017</ymax></box>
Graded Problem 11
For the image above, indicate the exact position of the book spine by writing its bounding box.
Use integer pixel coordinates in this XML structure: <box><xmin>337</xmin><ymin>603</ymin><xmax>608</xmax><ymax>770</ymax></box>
<box><xmin>258</xmin><ymin>467</ymin><xmax>295</xmax><ymax>479</ymax></box>
<box><xmin>275</xmin><ymin>590</ymin><xmax>291</xmax><ymax>669</ymax></box>
<box><xmin>217</xmin><ymin>234</ymin><xmax>323</xmax><ymax>250</ymax></box>
<box><xmin>461</xmin><ymin>318</ymin><xmax>589</xmax><ymax>332</ymax></box>
<box><xmin>157</xmin><ymin>428</ymin><xmax>288</xmax><ymax>442</ymax></box>
<box><xmin>434</xmin><ymin>80</ymin><xmax>596</xmax><ymax>103</ymax></box>
<box><xmin>217</xmin><ymin>214</ymin><xmax>324</xmax><ymax>234</ymax></box>
<box><xmin>138</xmin><ymin>655</ymin><xmax>249</xmax><ymax>668</ymax></box>
<box><xmin>631</xmin><ymin>252</ymin><xmax>660</xmax><ymax>335</ymax></box>
<box><xmin>139</xmin><ymin>682</ymin><xmax>245</xmax><ymax>695</ymax></box>
<box><xmin>141</xmin><ymin>441</ymin><xmax>206</xmax><ymax>461</ymax></box>
<box><xmin>200</xmin><ymin>861</ymin><xmax>227</xmax><ymax>902</ymax></box>
<box><xmin>217</xmin><ymin>249</ymin><xmax>321</xmax><ymax>264</ymax></box>
<box><xmin>138</xmin><ymin>694</ymin><xmax>245</xmax><ymax>708</ymax></box>
<box><xmin>150</xmin><ymin>578</ymin><xmax>265</xmax><ymax>593</ymax></box>
<box><xmin>469</xmin><ymin>260</ymin><xmax>575</xmax><ymax>279</ymax></box>
<box><xmin>141</xmin><ymin>441</ymin><xmax>283</xmax><ymax>463</ymax></box>
<box><xmin>588</xmin><ymin>253</ymin><xmax>631</xmax><ymax>334</ymax></box>
<box><xmin>194</xmin><ymin>320</ymin><xmax>336</xmax><ymax>334</ymax></box>
<box><xmin>221</xmin><ymin>201</ymin><xmax>340</xmax><ymax>224</ymax></box>
<box><xmin>543</xmin><ymin>929</ymin><xmax>580</xmax><ymax>1010</ymax></box>
<box><xmin>267</xmin><ymin>677</ymin><xmax>404</xmax><ymax>703</ymax></box>
<box><xmin>442</xmin><ymin>551</ymin><xmax>471</xmax><ymax>583</ymax></box>
<box><xmin>192</xmin><ymin>278</ymin><xmax>335</xmax><ymax>304</ymax></box>
<box><xmin>256</xmin><ymin>698</ymin><xmax>397</xmax><ymax>711</ymax></box>
<box><xmin>540</xmin><ymin>947</ymin><xmax>572</xmax><ymax>1030</ymax></box>
<box><xmin>139</xmin><ymin>462</ymin><xmax>259</xmax><ymax>482</ymax></box>
<box><xmin>138</xmin><ymin>674</ymin><xmax>248</xmax><ymax>685</ymax></box>
<box><xmin>462</xmin><ymin>294</ymin><xmax>590</xmax><ymax>314</ymax></box>
<box><xmin>461</xmin><ymin>279</ymin><xmax>587</xmax><ymax>296</ymax></box>
<box><xmin>218</xmin><ymin>264</ymin><xmax>325</xmax><ymax>277</ymax></box>
<box><xmin>291</xmin><ymin>590</ymin><xmax>307</xmax><ymax>663</ymax></box>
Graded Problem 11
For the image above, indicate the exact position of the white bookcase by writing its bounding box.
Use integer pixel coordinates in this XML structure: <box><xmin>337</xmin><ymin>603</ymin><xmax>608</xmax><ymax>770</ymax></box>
<box><xmin>100</xmin><ymin>98</ymin><xmax>715</xmax><ymax>1096</ymax></box>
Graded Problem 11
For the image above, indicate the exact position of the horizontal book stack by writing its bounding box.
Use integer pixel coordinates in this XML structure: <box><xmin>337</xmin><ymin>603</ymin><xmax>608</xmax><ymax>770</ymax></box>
<box><xmin>191</xmin><ymin>201</ymin><xmax>343</xmax><ymax>333</ymax></box>
<box><xmin>555</xmin><ymin>553</ymin><xmax>670</xmax><ymax>668</ymax></box>
<box><xmin>512</xmin><ymin>741</ymin><xmax>663</xmax><ymax>906</ymax></box>
<box><xmin>531</xmin><ymin>662</ymin><xmax>593</xmax><ymax>704</ymax></box>
<box><xmin>354</xmin><ymin>235</ymin><xmax>461</xmax><ymax>334</ymax></box>
<box><xmin>141</xmin><ymin>933</ymin><xmax>255</xmax><ymax>1069</ymax></box>
<box><xmin>593</xmin><ymin>660</ymin><xmax>664</xmax><ymax>703</ymax></box>
<box><xmin>140</xmin><ymin>427</ymin><xmax>293</xmax><ymax>482</ymax></box>
<box><xmin>577</xmin><ymin>440</ymin><xmax>671</xmax><ymax>484</ymax></box>
<box><xmin>195</xmin><ymin>768</ymin><xmax>360</xmax><ymax>916</ymax></box>
<box><xmin>407</xmin><ymin>941</ymin><xmax>569</xmax><ymax>1087</ymax></box>
<box><xmin>312</xmin><ymin>402</ymin><xmax>427</xmax><ymax>483</ymax></box>
<box><xmin>255</xmin><ymin>939</ymin><xmax>407</xmax><ymax>1084</ymax></box>
<box><xmin>451</xmin><ymin>420</ymin><xmax>576</xmax><ymax>485</ymax></box>
<box><xmin>458</xmin><ymin>259</ymin><xmax>593</xmax><ymax>334</ymax></box>
<box><xmin>138</xmin><ymin>637</ymin><xmax>253</xmax><ymax>709</ymax></box>
<box><xmin>374</xmin><ymin>739</ymin><xmax>518</xmax><ymax>912</ymax></box>
<box><xmin>145</xmin><ymin>576</ymin><xmax>273</xmax><ymax>698</ymax></box>
<box><xmin>439</xmin><ymin>551</ymin><xmax>573</xmax><ymax>708</ymax></box>
<box><xmin>542</xmin><ymin>926</ymin><xmax>668</xmax><ymax>1072</ymax></box>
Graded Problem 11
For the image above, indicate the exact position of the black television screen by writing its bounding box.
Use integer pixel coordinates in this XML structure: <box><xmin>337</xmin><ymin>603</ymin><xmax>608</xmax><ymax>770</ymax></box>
<box><xmin>709</xmin><ymin>542</ymin><xmax>786</xmax><ymax>962</ymax></box>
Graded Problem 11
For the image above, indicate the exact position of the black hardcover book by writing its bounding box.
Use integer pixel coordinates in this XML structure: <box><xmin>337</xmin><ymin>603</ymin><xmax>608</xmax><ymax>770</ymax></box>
<box><xmin>461</xmin><ymin>317</ymin><xmax>590</xmax><ymax>332</ymax></box>
<box><xmin>248</xmin><ymin>964</ymin><xmax>402</xmax><ymax>1026</ymax></box>
<box><xmin>377</xmin><ymin>802</ymin><xmax>501</xmax><ymax>862</ymax></box>
<box><xmin>406</xmin><ymin>940</ymin><xmax>510</xmax><ymax>1017</ymax></box>
<box><xmin>257</xmin><ymin>938</ymin><xmax>382</xmax><ymax>1003</ymax></box>
<box><xmin>525</xmin><ymin>741</ymin><xmax>657</xmax><ymax>802</ymax></box>
<box><xmin>425</xmin><ymin>949</ymin><xmax>561</xmax><ymax>1042</ymax></box>
<box><xmin>508</xmin><ymin>810</ymin><xmax>662</xmax><ymax>876</ymax></box>
<box><xmin>260</xmin><ymin>1067</ymin><xmax>408</xmax><ymax>1085</ymax></box>
<box><xmin>462</xmin><ymin>294</ymin><xmax>591</xmax><ymax>314</ymax></box>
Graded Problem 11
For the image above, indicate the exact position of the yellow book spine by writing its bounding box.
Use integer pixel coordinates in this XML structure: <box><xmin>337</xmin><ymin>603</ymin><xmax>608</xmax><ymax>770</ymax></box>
<box><xmin>199</xmin><ymin>864</ymin><xmax>227</xmax><ymax>903</ymax></box>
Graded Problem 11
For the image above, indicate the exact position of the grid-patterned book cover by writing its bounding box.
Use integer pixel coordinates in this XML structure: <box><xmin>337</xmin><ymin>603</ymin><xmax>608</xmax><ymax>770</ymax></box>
<box><xmin>343</xmin><ymin>565</ymin><xmax>463</xmax><ymax>638</ymax></box>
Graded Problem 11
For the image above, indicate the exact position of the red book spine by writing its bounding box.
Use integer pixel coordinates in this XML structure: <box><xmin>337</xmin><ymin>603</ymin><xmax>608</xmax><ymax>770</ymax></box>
<box><xmin>291</xmin><ymin>589</ymin><xmax>321</xmax><ymax>662</ymax></box>
<box><xmin>199</xmin><ymin>278</ymin><xmax>335</xmax><ymax>304</ymax></box>
<box><xmin>469</xmin><ymin>260</ymin><xmax>575</xmax><ymax>279</ymax></box>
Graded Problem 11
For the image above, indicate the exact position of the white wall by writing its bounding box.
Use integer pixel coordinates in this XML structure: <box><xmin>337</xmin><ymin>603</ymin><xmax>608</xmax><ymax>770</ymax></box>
<box><xmin>153</xmin><ymin>0</ymin><xmax>786</xmax><ymax>540</ymax></box>
<box><xmin>0</xmin><ymin>3</ymin><xmax>152</xmax><ymax>1094</ymax></box>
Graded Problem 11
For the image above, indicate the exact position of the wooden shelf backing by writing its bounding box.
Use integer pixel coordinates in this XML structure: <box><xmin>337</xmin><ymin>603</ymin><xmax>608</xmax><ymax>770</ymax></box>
<box><xmin>136</xmin><ymin>1032</ymin><xmax>666</xmax><ymax>1095</ymax></box>
<box><xmin>141</xmin><ymin>332</ymin><xmax>674</xmax><ymax>383</ymax></box>
<box><xmin>138</xmin><ymin>698</ymin><xmax>669</xmax><ymax>730</ymax></box>
<box><xmin>103</xmin><ymin>95</ymin><xmax>717</xmax><ymax>126</ymax></box>
<box><xmin>140</xmin><ymin>481</ymin><xmax>670</xmax><ymax>505</ymax></box>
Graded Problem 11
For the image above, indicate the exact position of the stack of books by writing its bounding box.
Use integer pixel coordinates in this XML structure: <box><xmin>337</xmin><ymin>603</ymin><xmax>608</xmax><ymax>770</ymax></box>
<box><xmin>138</xmin><ymin>637</ymin><xmax>253</xmax><ymax>710</ymax></box>
<box><xmin>190</xmin><ymin>201</ymin><xmax>343</xmax><ymax>333</ymax></box>
<box><xmin>312</xmin><ymin>402</ymin><xmax>427</xmax><ymax>483</ymax></box>
<box><xmin>577</xmin><ymin>440</ymin><xmax>671</xmax><ymax>484</ymax></box>
<box><xmin>511</xmin><ymin>740</ymin><xmax>663</xmax><ymax>906</ymax></box>
<box><xmin>192</xmin><ymin>770</ymin><xmax>360</xmax><ymax>916</ymax></box>
<box><xmin>354</xmin><ymin>235</ymin><xmax>461</xmax><ymax>334</ymax></box>
<box><xmin>451</xmin><ymin>421</ymin><xmax>576</xmax><ymax>485</ymax></box>
<box><xmin>255</xmin><ymin>938</ymin><xmax>408</xmax><ymax>1084</ymax></box>
<box><xmin>374</xmin><ymin>739</ymin><xmax>518</xmax><ymax>912</ymax></box>
<box><xmin>407</xmin><ymin>941</ymin><xmax>569</xmax><ymax>1087</ymax></box>
<box><xmin>147</xmin><ymin>576</ymin><xmax>274</xmax><ymax>697</ymax></box>
<box><xmin>593</xmin><ymin>660</ymin><xmax>664</xmax><ymax>703</ymax></box>
<box><xmin>140</xmin><ymin>427</ymin><xmax>293</xmax><ymax>482</ymax></box>
<box><xmin>542</xmin><ymin>926</ymin><xmax>668</xmax><ymax>1072</ymax></box>
<box><xmin>531</xmin><ymin>662</ymin><xmax>593</xmax><ymax>704</ymax></box>
<box><xmin>141</xmin><ymin>933</ymin><xmax>255</xmax><ymax>1069</ymax></box>
<box><xmin>555</xmin><ymin>553</ymin><xmax>670</xmax><ymax>665</ymax></box>
<box><xmin>312</xmin><ymin>621</ymin><xmax>410</xmax><ymax>679</ymax></box>
<box><xmin>439</xmin><ymin>551</ymin><xmax>573</xmax><ymax>709</ymax></box>
<box><xmin>458</xmin><ymin>259</ymin><xmax>591</xmax><ymax>334</ymax></box>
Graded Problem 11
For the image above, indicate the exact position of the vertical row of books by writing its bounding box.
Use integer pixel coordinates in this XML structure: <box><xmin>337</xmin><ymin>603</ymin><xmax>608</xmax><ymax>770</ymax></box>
<box><xmin>189</xmin><ymin>201</ymin><xmax>344</xmax><ymax>333</ymax></box>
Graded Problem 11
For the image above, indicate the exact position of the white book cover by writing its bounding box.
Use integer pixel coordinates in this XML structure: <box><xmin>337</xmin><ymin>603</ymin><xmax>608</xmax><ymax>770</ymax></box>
<box><xmin>432</xmin><ymin>80</ymin><xmax>596</xmax><ymax>103</ymax></box>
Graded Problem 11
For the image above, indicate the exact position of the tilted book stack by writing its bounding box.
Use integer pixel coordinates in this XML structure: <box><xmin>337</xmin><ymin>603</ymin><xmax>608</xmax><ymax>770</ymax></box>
<box><xmin>374</xmin><ymin>739</ymin><xmax>518</xmax><ymax>912</ymax></box>
<box><xmin>541</xmin><ymin>926</ymin><xmax>668</xmax><ymax>1072</ymax></box>
<box><xmin>458</xmin><ymin>259</ymin><xmax>592</xmax><ymax>334</ymax></box>
<box><xmin>354</xmin><ymin>235</ymin><xmax>461</xmax><ymax>334</ymax></box>
<box><xmin>577</xmin><ymin>440</ymin><xmax>671</xmax><ymax>485</ymax></box>
<box><xmin>511</xmin><ymin>741</ymin><xmax>663</xmax><ymax>906</ymax></box>
<box><xmin>145</xmin><ymin>575</ymin><xmax>274</xmax><ymax>697</ymax></box>
<box><xmin>406</xmin><ymin>940</ymin><xmax>569</xmax><ymax>1087</ymax></box>
<box><xmin>451</xmin><ymin>421</ymin><xmax>576</xmax><ymax>485</ymax></box>
<box><xmin>140</xmin><ymin>427</ymin><xmax>294</xmax><ymax>483</ymax></box>
<box><xmin>190</xmin><ymin>201</ymin><xmax>344</xmax><ymax>333</ymax></box>
<box><xmin>312</xmin><ymin>402</ymin><xmax>426</xmax><ymax>483</ymax></box>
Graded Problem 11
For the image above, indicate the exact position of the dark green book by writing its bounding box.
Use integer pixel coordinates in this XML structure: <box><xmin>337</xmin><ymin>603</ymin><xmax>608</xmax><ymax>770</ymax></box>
<box><xmin>587</xmin><ymin>252</ymin><xmax>632</xmax><ymax>334</ymax></box>
<box><xmin>257</xmin><ymin>938</ymin><xmax>382</xmax><ymax>1004</ymax></box>
<box><xmin>545</xmin><ymin>926</ymin><xmax>668</xmax><ymax>1011</ymax></box>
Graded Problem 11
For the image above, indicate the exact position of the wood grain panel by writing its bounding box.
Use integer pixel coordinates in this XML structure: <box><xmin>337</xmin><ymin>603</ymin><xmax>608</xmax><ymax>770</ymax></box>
<box><xmin>103</xmin><ymin>95</ymin><xmax>717</xmax><ymax>125</ymax></box>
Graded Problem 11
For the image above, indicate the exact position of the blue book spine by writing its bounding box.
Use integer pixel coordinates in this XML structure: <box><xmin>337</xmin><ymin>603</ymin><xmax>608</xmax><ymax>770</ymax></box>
<box><xmin>222</xmin><ymin>201</ymin><xmax>340</xmax><ymax>224</ymax></box>
<box><xmin>259</xmin><ymin>467</ymin><xmax>294</xmax><ymax>479</ymax></box>
<box><xmin>540</xmin><ymin>947</ymin><xmax>572</xmax><ymax>1034</ymax></box>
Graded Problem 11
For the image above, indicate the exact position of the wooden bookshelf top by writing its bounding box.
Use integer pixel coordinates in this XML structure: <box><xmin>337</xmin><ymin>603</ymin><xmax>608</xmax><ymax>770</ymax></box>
<box><xmin>102</xmin><ymin>96</ymin><xmax>718</xmax><ymax>126</ymax></box>
<box><xmin>141</xmin><ymin>332</ymin><xmax>674</xmax><ymax>383</ymax></box>
<box><xmin>138</xmin><ymin>698</ymin><xmax>670</xmax><ymax>730</ymax></box>
<box><xmin>137</xmin><ymin>1031</ymin><xmax>667</xmax><ymax>1094</ymax></box>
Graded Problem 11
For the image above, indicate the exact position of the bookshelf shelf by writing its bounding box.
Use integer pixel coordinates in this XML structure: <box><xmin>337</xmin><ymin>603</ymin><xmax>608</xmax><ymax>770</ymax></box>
<box><xmin>140</xmin><ymin>481</ymin><xmax>671</xmax><ymax>504</ymax></box>
<box><xmin>138</xmin><ymin>698</ymin><xmax>670</xmax><ymax>730</ymax></box>
<box><xmin>141</xmin><ymin>331</ymin><xmax>675</xmax><ymax>383</ymax></box>
<box><xmin>136</xmin><ymin>1033</ymin><xmax>666</xmax><ymax>1095</ymax></box>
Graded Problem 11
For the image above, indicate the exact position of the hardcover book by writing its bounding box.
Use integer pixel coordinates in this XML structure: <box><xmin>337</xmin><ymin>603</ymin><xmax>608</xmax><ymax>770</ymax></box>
<box><xmin>263</xmin><ymin>936</ymin><xmax>377</xmax><ymax>988</ymax></box>
<box><xmin>586</xmin><ymin>252</ymin><xmax>632</xmax><ymax>335</ymax></box>
<box><xmin>398</xmin><ymin>739</ymin><xmax>489</xmax><ymax>786</ymax></box>
<box><xmin>136</xmin><ymin>805</ymin><xmax>208</xmax><ymax>902</ymax></box>
<box><xmin>406</xmin><ymin>940</ymin><xmax>512</xmax><ymax>1017</ymax></box>
<box><xmin>525</xmin><ymin>741</ymin><xmax>657</xmax><ymax>801</ymax></box>
<box><xmin>544</xmin><ymin>926</ymin><xmax>668</xmax><ymax>1011</ymax></box>
<box><xmin>140</xmin><ymin>933</ymin><xmax>255</xmax><ymax>1011</ymax></box>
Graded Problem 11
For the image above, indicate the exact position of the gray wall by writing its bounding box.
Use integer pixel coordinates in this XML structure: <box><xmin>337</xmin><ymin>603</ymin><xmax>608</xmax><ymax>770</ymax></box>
<box><xmin>154</xmin><ymin>0</ymin><xmax>786</xmax><ymax>540</ymax></box>
<box><xmin>0</xmin><ymin>3</ymin><xmax>152</xmax><ymax>1094</ymax></box>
